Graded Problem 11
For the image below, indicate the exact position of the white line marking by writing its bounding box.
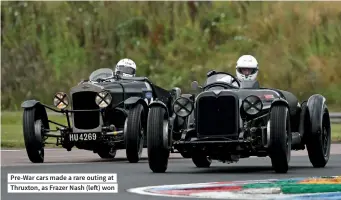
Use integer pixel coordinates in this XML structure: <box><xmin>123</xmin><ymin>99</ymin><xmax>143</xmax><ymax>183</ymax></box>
<box><xmin>128</xmin><ymin>186</ymin><xmax>197</xmax><ymax>199</ymax></box>
<box><xmin>127</xmin><ymin>178</ymin><xmax>341</xmax><ymax>199</ymax></box>
<box><xmin>190</xmin><ymin>191</ymin><xmax>300</xmax><ymax>199</ymax></box>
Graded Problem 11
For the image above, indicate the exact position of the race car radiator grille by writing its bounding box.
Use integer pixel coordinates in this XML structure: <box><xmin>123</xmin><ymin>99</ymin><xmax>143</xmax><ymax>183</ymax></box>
<box><xmin>196</xmin><ymin>95</ymin><xmax>238</xmax><ymax>137</ymax></box>
<box><xmin>72</xmin><ymin>91</ymin><xmax>100</xmax><ymax>129</ymax></box>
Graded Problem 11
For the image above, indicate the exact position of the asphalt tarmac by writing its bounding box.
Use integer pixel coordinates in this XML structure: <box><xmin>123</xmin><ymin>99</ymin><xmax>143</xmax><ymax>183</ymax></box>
<box><xmin>1</xmin><ymin>145</ymin><xmax>341</xmax><ymax>200</ymax></box>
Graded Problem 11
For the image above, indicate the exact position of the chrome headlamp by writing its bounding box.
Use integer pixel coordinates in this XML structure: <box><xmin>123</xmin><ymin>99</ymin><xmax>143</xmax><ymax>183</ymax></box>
<box><xmin>53</xmin><ymin>92</ymin><xmax>69</xmax><ymax>109</ymax></box>
<box><xmin>242</xmin><ymin>95</ymin><xmax>263</xmax><ymax>116</ymax></box>
<box><xmin>95</xmin><ymin>91</ymin><xmax>112</xmax><ymax>108</ymax></box>
<box><xmin>172</xmin><ymin>97</ymin><xmax>194</xmax><ymax>117</ymax></box>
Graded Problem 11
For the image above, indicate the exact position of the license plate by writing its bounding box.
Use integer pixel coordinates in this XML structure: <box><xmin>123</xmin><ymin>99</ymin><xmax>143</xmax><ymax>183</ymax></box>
<box><xmin>69</xmin><ymin>133</ymin><xmax>97</xmax><ymax>142</ymax></box>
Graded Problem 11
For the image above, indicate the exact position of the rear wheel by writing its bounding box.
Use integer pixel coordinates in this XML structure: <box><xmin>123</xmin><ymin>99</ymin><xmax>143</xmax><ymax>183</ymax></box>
<box><xmin>23</xmin><ymin>107</ymin><xmax>45</xmax><ymax>163</ymax></box>
<box><xmin>125</xmin><ymin>104</ymin><xmax>145</xmax><ymax>163</ymax></box>
<box><xmin>147</xmin><ymin>106</ymin><xmax>170</xmax><ymax>173</ymax></box>
<box><xmin>268</xmin><ymin>105</ymin><xmax>292</xmax><ymax>173</ymax></box>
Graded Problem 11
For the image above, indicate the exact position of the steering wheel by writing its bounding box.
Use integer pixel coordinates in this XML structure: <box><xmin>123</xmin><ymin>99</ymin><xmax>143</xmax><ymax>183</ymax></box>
<box><xmin>203</xmin><ymin>71</ymin><xmax>241</xmax><ymax>90</ymax></box>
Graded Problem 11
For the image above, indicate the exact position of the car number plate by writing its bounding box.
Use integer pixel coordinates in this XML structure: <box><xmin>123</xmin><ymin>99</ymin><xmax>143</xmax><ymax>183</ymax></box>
<box><xmin>69</xmin><ymin>133</ymin><xmax>97</xmax><ymax>142</ymax></box>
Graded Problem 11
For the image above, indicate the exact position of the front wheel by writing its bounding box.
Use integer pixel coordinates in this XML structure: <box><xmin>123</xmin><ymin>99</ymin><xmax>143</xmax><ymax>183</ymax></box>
<box><xmin>268</xmin><ymin>105</ymin><xmax>292</xmax><ymax>173</ymax></box>
<box><xmin>23</xmin><ymin>107</ymin><xmax>45</xmax><ymax>163</ymax></box>
<box><xmin>306</xmin><ymin>106</ymin><xmax>331</xmax><ymax>168</ymax></box>
<box><xmin>147</xmin><ymin>106</ymin><xmax>170</xmax><ymax>173</ymax></box>
<box><xmin>125</xmin><ymin>104</ymin><xmax>145</xmax><ymax>163</ymax></box>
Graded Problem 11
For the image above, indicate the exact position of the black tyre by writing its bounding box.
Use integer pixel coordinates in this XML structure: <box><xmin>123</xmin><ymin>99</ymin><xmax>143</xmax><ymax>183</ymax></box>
<box><xmin>147</xmin><ymin>106</ymin><xmax>170</xmax><ymax>173</ymax></box>
<box><xmin>125</xmin><ymin>104</ymin><xmax>145</xmax><ymax>163</ymax></box>
<box><xmin>97</xmin><ymin>147</ymin><xmax>117</xmax><ymax>159</ymax></box>
<box><xmin>192</xmin><ymin>149</ymin><xmax>211</xmax><ymax>168</ymax></box>
<box><xmin>306</xmin><ymin>106</ymin><xmax>331</xmax><ymax>168</ymax></box>
<box><xmin>23</xmin><ymin>108</ymin><xmax>45</xmax><ymax>163</ymax></box>
<box><xmin>268</xmin><ymin>105</ymin><xmax>292</xmax><ymax>173</ymax></box>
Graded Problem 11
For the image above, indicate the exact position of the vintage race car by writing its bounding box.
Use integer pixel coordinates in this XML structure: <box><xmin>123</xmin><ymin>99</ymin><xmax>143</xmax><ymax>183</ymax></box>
<box><xmin>146</xmin><ymin>70</ymin><xmax>331</xmax><ymax>173</ymax></box>
<box><xmin>21</xmin><ymin>68</ymin><xmax>187</xmax><ymax>163</ymax></box>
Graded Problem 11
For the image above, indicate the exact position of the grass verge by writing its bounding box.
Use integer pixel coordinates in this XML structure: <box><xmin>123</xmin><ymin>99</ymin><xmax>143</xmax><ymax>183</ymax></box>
<box><xmin>1</xmin><ymin>112</ymin><xmax>341</xmax><ymax>148</ymax></box>
<box><xmin>1</xmin><ymin>112</ymin><xmax>67</xmax><ymax>148</ymax></box>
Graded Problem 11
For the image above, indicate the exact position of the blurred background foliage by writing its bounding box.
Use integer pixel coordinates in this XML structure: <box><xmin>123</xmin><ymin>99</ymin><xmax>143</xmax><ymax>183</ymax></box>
<box><xmin>1</xmin><ymin>1</ymin><xmax>341</xmax><ymax>110</ymax></box>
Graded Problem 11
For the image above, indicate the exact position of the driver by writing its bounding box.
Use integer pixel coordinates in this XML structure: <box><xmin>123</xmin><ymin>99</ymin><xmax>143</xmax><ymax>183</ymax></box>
<box><xmin>114</xmin><ymin>58</ymin><xmax>137</xmax><ymax>77</ymax></box>
<box><xmin>236</xmin><ymin>55</ymin><xmax>259</xmax><ymax>82</ymax></box>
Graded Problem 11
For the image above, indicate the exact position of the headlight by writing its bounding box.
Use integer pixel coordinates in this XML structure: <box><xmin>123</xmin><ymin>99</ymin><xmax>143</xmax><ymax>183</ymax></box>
<box><xmin>53</xmin><ymin>92</ymin><xmax>69</xmax><ymax>109</ymax></box>
<box><xmin>242</xmin><ymin>95</ymin><xmax>263</xmax><ymax>115</ymax></box>
<box><xmin>95</xmin><ymin>91</ymin><xmax>112</xmax><ymax>108</ymax></box>
<box><xmin>172</xmin><ymin>97</ymin><xmax>194</xmax><ymax>117</ymax></box>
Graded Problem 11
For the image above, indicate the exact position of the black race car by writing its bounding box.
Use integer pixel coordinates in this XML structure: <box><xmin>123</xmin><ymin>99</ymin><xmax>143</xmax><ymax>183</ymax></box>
<box><xmin>21</xmin><ymin>68</ymin><xmax>187</xmax><ymax>163</ymax></box>
<box><xmin>146</xmin><ymin>70</ymin><xmax>331</xmax><ymax>173</ymax></box>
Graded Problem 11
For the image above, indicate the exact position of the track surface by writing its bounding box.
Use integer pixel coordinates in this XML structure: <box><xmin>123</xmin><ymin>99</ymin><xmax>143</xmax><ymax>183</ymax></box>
<box><xmin>1</xmin><ymin>145</ymin><xmax>341</xmax><ymax>200</ymax></box>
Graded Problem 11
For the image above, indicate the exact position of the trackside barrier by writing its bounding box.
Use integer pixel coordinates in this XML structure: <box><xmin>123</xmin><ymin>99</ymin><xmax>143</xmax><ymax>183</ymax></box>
<box><xmin>330</xmin><ymin>113</ymin><xmax>341</xmax><ymax>124</ymax></box>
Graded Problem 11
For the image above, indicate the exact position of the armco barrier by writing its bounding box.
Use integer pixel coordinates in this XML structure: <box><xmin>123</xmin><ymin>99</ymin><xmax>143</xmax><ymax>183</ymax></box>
<box><xmin>330</xmin><ymin>113</ymin><xmax>341</xmax><ymax>124</ymax></box>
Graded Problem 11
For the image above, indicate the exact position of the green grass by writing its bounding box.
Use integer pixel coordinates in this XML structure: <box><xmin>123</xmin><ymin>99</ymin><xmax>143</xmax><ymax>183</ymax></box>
<box><xmin>1</xmin><ymin>2</ymin><xmax>341</xmax><ymax>110</ymax></box>
<box><xmin>1</xmin><ymin>112</ymin><xmax>67</xmax><ymax>148</ymax></box>
<box><xmin>1</xmin><ymin>112</ymin><xmax>341</xmax><ymax>148</ymax></box>
<box><xmin>332</xmin><ymin>124</ymin><xmax>341</xmax><ymax>142</ymax></box>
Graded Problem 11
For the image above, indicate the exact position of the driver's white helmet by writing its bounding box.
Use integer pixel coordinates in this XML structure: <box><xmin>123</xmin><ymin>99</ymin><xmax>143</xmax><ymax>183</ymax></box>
<box><xmin>115</xmin><ymin>58</ymin><xmax>136</xmax><ymax>77</ymax></box>
<box><xmin>236</xmin><ymin>55</ymin><xmax>258</xmax><ymax>81</ymax></box>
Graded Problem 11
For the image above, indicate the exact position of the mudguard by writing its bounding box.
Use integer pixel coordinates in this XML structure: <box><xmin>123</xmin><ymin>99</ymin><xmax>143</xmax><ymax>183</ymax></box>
<box><xmin>149</xmin><ymin>101</ymin><xmax>169</xmax><ymax>118</ymax></box>
<box><xmin>21</xmin><ymin>100</ymin><xmax>41</xmax><ymax>108</ymax></box>
<box><xmin>270</xmin><ymin>98</ymin><xmax>289</xmax><ymax>110</ymax></box>
<box><xmin>21</xmin><ymin>100</ymin><xmax>50</xmax><ymax>130</ymax></box>
<box><xmin>306</xmin><ymin>94</ymin><xmax>328</xmax><ymax>135</ymax></box>
<box><xmin>124</xmin><ymin>96</ymin><xmax>149</xmax><ymax>112</ymax></box>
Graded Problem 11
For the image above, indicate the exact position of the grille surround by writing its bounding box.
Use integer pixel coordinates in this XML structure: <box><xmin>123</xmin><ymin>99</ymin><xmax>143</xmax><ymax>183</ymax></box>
<box><xmin>72</xmin><ymin>91</ymin><xmax>100</xmax><ymax>130</ymax></box>
<box><xmin>195</xmin><ymin>91</ymin><xmax>239</xmax><ymax>138</ymax></box>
